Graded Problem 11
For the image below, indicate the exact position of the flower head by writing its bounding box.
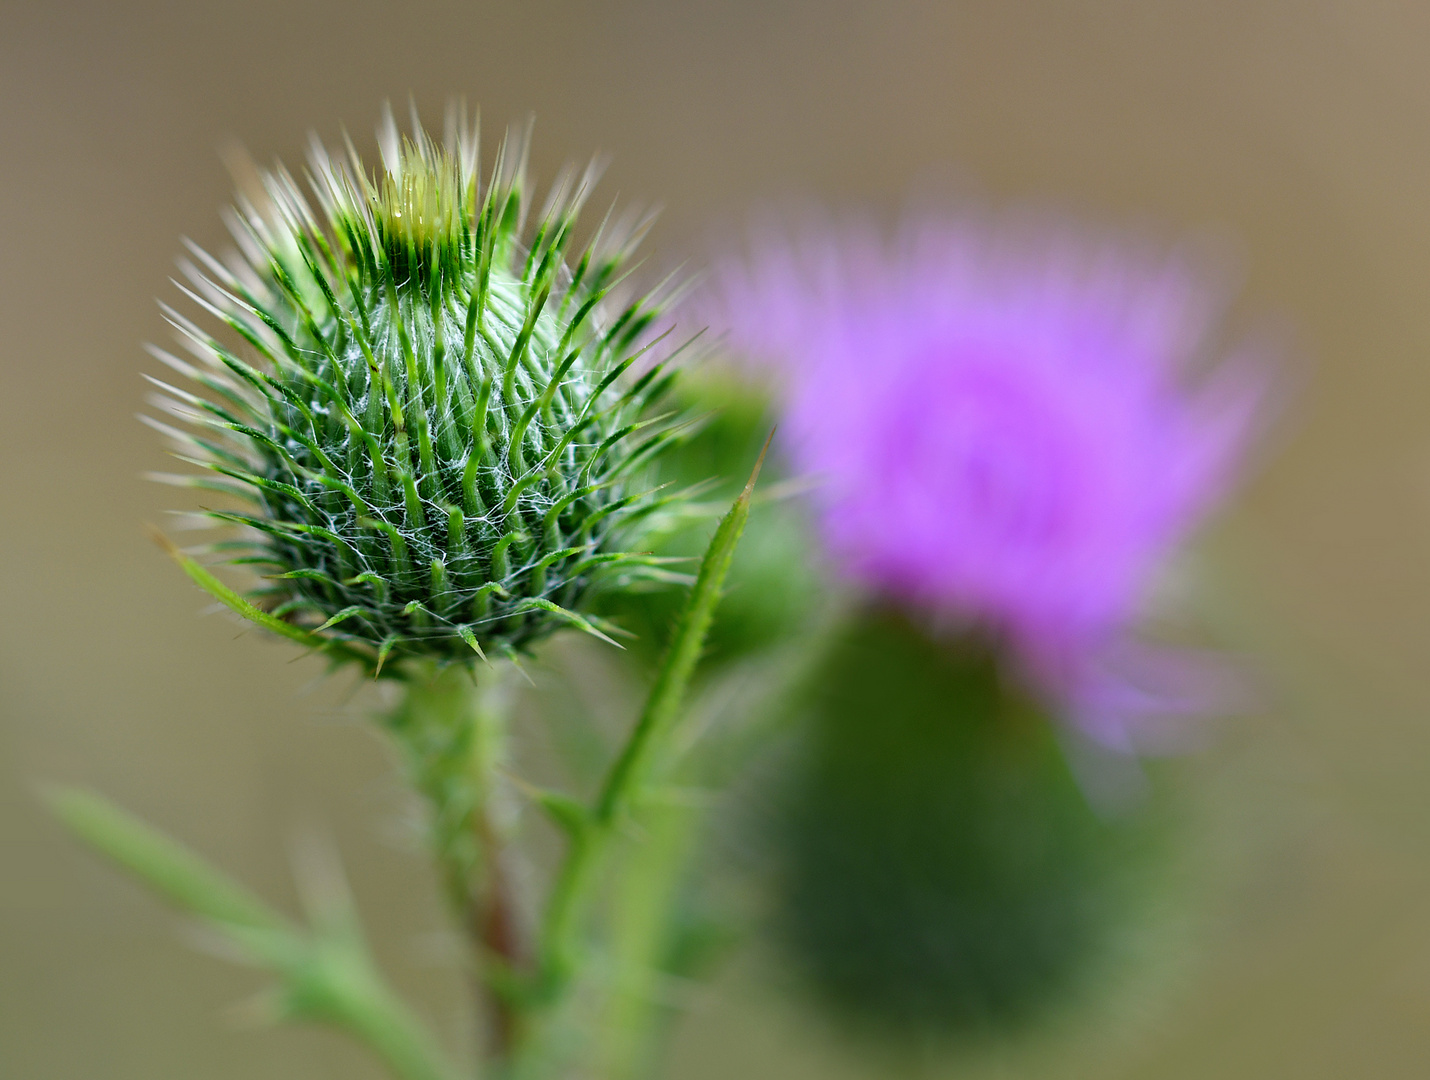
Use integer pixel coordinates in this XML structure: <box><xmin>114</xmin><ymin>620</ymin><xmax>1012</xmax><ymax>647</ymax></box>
<box><xmin>715</xmin><ymin>216</ymin><xmax>1264</xmax><ymax>744</ymax></box>
<box><xmin>147</xmin><ymin>106</ymin><xmax>686</xmax><ymax>671</ymax></box>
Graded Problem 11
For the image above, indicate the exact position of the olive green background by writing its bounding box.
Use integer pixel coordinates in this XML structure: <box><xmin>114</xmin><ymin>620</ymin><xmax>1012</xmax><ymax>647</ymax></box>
<box><xmin>5</xmin><ymin>2</ymin><xmax>1430</xmax><ymax>1077</ymax></box>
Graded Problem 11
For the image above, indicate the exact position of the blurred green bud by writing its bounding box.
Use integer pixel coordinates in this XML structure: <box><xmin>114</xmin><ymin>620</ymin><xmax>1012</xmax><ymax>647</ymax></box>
<box><xmin>147</xmin><ymin>106</ymin><xmax>691</xmax><ymax>670</ymax></box>
<box><xmin>770</xmin><ymin>610</ymin><xmax>1172</xmax><ymax>1038</ymax></box>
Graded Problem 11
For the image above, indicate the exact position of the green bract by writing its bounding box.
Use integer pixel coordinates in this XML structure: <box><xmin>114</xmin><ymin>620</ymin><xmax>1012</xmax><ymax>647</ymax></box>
<box><xmin>147</xmin><ymin>107</ymin><xmax>692</xmax><ymax>671</ymax></box>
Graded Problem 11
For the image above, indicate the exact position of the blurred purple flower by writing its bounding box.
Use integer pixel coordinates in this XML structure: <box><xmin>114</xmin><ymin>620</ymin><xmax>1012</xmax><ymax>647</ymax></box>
<box><xmin>713</xmin><ymin>216</ymin><xmax>1268</xmax><ymax>748</ymax></box>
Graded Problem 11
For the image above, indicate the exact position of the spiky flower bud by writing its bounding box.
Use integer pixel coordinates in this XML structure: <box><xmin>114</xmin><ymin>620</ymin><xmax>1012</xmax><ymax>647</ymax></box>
<box><xmin>147</xmin><ymin>107</ymin><xmax>687</xmax><ymax>670</ymax></box>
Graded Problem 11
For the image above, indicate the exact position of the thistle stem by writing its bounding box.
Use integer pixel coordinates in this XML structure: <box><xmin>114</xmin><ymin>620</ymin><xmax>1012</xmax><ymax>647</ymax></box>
<box><xmin>516</xmin><ymin>438</ymin><xmax>769</xmax><ymax>1074</ymax></box>
<box><xmin>382</xmin><ymin>663</ymin><xmax>527</xmax><ymax>1068</ymax></box>
<box><xmin>473</xmin><ymin>802</ymin><xmax>526</xmax><ymax>1059</ymax></box>
<box><xmin>597</xmin><ymin>801</ymin><xmax>701</xmax><ymax>1079</ymax></box>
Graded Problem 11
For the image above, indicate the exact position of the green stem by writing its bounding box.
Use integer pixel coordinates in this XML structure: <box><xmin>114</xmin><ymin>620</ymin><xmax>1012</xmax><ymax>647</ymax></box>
<box><xmin>313</xmin><ymin>952</ymin><xmax>464</xmax><ymax>1080</ymax></box>
<box><xmin>381</xmin><ymin>663</ymin><xmax>524</xmax><ymax>1067</ymax></box>
<box><xmin>594</xmin><ymin>630</ymin><xmax>842</xmax><ymax>1077</ymax></box>
<box><xmin>474</xmin><ymin>800</ymin><xmax>526</xmax><ymax>1058</ymax></box>
<box><xmin>598</xmin><ymin>801</ymin><xmax>701</xmax><ymax>1079</ymax></box>
<box><xmin>520</xmin><ymin>436</ymin><xmax>770</xmax><ymax>1068</ymax></box>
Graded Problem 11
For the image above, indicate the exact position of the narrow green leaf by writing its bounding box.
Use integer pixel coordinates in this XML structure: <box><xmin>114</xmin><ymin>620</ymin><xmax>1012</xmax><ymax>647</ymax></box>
<box><xmin>151</xmin><ymin>528</ymin><xmax>373</xmax><ymax>671</ymax></box>
<box><xmin>593</xmin><ymin>432</ymin><xmax>771</xmax><ymax>821</ymax></box>
<box><xmin>46</xmin><ymin>786</ymin><xmax>287</xmax><ymax>933</ymax></box>
<box><xmin>536</xmin><ymin>433</ymin><xmax>771</xmax><ymax>993</ymax></box>
<box><xmin>46</xmin><ymin>787</ymin><xmax>460</xmax><ymax>1080</ymax></box>
<box><xmin>152</xmin><ymin>528</ymin><xmax>321</xmax><ymax>649</ymax></box>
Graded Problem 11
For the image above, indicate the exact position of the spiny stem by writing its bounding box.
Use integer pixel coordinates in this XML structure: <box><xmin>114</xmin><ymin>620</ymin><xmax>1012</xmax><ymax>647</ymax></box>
<box><xmin>520</xmin><ymin>434</ymin><xmax>771</xmax><ymax>1065</ymax></box>
<box><xmin>598</xmin><ymin>432</ymin><xmax>770</xmax><ymax>824</ymax></box>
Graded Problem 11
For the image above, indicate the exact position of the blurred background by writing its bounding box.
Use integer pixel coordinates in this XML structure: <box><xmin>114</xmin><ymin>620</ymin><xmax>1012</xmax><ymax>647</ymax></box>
<box><xmin>5</xmin><ymin>2</ymin><xmax>1430</xmax><ymax>1077</ymax></box>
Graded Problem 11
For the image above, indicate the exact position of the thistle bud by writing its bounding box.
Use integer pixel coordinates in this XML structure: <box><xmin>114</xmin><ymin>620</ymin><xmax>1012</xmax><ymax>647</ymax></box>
<box><xmin>770</xmin><ymin>610</ymin><xmax>1175</xmax><ymax>1039</ymax></box>
<box><xmin>147</xmin><ymin>106</ymin><xmax>688</xmax><ymax>669</ymax></box>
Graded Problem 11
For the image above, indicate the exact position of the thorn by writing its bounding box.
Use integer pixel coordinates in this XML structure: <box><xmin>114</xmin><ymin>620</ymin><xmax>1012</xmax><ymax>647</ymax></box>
<box><xmin>146</xmin><ymin>522</ymin><xmax>181</xmax><ymax>558</ymax></box>
<box><xmin>742</xmin><ymin>428</ymin><xmax>776</xmax><ymax>501</ymax></box>
<box><xmin>458</xmin><ymin>625</ymin><xmax>490</xmax><ymax>665</ymax></box>
<box><xmin>374</xmin><ymin>636</ymin><xmax>399</xmax><ymax>679</ymax></box>
<box><xmin>501</xmin><ymin>646</ymin><xmax>536</xmax><ymax>686</ymax></box>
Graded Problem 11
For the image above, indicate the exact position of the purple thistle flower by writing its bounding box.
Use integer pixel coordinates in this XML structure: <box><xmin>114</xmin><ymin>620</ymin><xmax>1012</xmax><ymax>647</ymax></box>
<box><xmin>713</xmin><ymin>215</ymin><xmax>1267</xmax><ymax>748</ymax></box>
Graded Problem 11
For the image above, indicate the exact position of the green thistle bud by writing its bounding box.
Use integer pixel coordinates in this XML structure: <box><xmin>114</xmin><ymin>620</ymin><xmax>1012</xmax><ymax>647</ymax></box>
<box><xmin>771</xmin><ymin>611</ymin><xmax>1174</xmax><ymax>1039</ymax></box>
<box><xmin>147</xmin><ymin>106</ymin><xmax>691</xmax><ymax>671</ymax></box>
